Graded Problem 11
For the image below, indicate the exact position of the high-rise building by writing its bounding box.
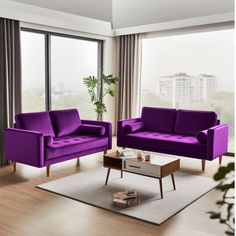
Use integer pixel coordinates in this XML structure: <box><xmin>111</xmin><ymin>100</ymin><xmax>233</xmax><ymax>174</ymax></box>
<box><xmin>158</xmin><ymin>73</ymin><xmax>216</xmax><ymax>107</ymax></box>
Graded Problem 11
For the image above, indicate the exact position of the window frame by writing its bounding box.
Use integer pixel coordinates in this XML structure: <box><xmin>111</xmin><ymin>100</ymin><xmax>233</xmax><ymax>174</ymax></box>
<box><xmin>21</xmin><ymin>27</ymin><xmax>103</xmax><ymax>112</ymax></box>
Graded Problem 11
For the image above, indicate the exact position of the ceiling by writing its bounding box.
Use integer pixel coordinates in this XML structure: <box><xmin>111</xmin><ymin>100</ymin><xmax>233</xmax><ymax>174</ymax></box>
<box><xmin>11</xmin><ymin>0</ymin><xmax>234</xmax><ymax>29</ymax></box>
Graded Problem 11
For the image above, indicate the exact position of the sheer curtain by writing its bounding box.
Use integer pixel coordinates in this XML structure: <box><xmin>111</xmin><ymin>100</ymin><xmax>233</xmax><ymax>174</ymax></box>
<box><xmin>0</xmin><ymin>18</ymin><xmax>22</xmax><ymax>166</ymax></box>
<box><xmin>116</xmin><ymin>34</ymin><xmax>141</xmax><ymax>121</ymax></box>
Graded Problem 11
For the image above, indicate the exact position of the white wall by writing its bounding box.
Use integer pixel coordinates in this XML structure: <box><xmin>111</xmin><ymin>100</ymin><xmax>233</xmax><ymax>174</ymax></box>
<box><xmin>112</xmin><ymin>0</ymin><xmax>234</xmax><ymax>29</ymax></box>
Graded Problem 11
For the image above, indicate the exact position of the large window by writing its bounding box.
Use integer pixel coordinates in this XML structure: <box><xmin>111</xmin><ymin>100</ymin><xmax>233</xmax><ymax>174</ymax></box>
<box><xmin>21</xmin><ymin>31</ymin><xmax>46</xmax><ymax>112</ymax></box>
<box><xmin>141</xmin><ymin>29</ymin><xmax>234</xmax><ymax>152</ymax></box>
<box><xmin>21</xmin><ymin>29</ymin><xmax>102</xmax><ymax>119</ymax></box>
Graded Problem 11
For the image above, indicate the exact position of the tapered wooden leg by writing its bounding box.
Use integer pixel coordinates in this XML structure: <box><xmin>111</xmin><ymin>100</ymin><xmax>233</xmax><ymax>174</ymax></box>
<box><xmin>104</xmin><ymin>150</ymin><xmax>107</xmax><ymax>155</ymax></box>
<box><xmin>171</xmin><ymin>173</ymin><xmax>176</xmax><ymax>190</ymax></box>
<box><xmin>46</xmin><ymin>165</ymin><xmax>50</xmax><ymax>177</ymax></box>
<box><xmin>219</xmin><ymin>156</ymin><xmax>222</xmax><ymax>165</ymax></box>
<box><xmin>13</xmin><ymin>161</ymin><xmax>16</xmax><ymax>172</ymax></box>
<box><xmin>159</xmin><ymin>178</ymin><xmax>163</xmax><ymax>199</ymax></box>
<box><xmin>105</xmin><ymin>168</ymin><xmax>111</xmax><ymax>185</ymax></box>
<box><xmin>121</xmin><ymin>170</ymin><xmax>123</xmax><ymax>178</ymax></box>
<box><xmin>201</xmin><ymin>160</ymin><xmax>206</xmax><ymax>171</ymax></box>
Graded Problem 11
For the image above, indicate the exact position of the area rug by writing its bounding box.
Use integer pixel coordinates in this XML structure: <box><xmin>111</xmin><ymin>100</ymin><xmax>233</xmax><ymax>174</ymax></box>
<box><xmin>37</xmin><ymin>168</ymin><xmax>218</xmax><ymax>225</ymax></box>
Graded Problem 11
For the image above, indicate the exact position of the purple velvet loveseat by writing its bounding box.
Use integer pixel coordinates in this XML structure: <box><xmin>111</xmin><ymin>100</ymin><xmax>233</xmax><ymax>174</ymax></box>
<box><xmin>4</xmin><ymin>109</ymin><xmax>112</xmax><ymax>176</ymax></box>
<box><xmin>117</xmin><ymin>107</ymin><xmax>229</xmax><ymax>171</ymax></box>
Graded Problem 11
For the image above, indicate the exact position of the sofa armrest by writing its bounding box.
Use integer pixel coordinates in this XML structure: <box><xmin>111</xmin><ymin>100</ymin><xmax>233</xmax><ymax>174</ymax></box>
<box><xmin>4</xmin><ymin>128</ymin><xmax>45</xmax><ymax>167</ymax></box>
<box><xmin>117</xmin><ymin>118</ymin><xmax>141</xmax><ymax>147</ymax></box>
<box><xmin>81</xmin><ymin>120</ymin><xmax>112</xmax><ymax>149</ymax></box>
<box><xmin>207</xmin><ymin>124</ymin><xmax>229</xmax><ymax>160</ymax></box>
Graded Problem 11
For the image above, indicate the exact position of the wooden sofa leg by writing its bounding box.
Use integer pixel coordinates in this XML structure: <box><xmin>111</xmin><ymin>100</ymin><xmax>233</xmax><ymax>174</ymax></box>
<box><xmin>219</xmin><ymin>156</ymin><xmax>222</xmax><ymax>165</ymax></box>
<box><xmin>104</xmin><ymin>150</ymin><xmax>107</xmax><ymax>155</ymax></box>
<box><xmin>201</xmin><ymin>160</ymin><xmax>206</xmax><ymax>171</ymax></box>
<box><xmin>13</xmin><ymin>161</ymin><xmax>16</xmax><ymax>172</ymax></box>
<box><xmin>46</xmin><ymin>165</ymin><xmax>50</xmax><ymax>177</ymax></box>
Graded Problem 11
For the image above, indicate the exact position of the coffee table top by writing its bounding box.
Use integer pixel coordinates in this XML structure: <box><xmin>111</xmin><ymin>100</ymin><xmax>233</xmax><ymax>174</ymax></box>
<box><xmin>104</xmin><ymin>151</ymin><xmax>180</xmax><ymax>167</ymax></box>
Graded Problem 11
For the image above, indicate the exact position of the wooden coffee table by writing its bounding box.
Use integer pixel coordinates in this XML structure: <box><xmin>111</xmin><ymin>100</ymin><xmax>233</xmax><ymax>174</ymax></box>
<box><xmin>103</xmin><ymin>151</ymin><xmax>180</xmax><ymax>199</ymax></box>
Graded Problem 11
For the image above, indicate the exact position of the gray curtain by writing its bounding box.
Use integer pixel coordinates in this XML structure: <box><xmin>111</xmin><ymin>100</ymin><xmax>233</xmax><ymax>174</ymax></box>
<box><xmin>0</xmin><ymin>18</ymin><xmax>22</xmax><ymax>166</ymax></box>
<box><xmin>116</xmin><ymin>34</ymin><xmax>141</xmax><ymax>121</ymax></box>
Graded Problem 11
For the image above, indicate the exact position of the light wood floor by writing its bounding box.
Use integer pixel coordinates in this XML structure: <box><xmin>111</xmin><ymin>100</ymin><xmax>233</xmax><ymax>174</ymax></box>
<box><xmin>0</xmin><ymin>140</ymin><xmax>233</xmax><ymax>236</ymax></box>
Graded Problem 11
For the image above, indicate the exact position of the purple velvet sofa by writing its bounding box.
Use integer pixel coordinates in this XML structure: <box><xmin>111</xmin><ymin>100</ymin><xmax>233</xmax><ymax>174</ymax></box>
<box><xmin>117</xmin><ymin>107</ymin><xmax>229</xmax><ymax>171</ymax></box>
<box><xmin>4</xmin><ymin>109</ymin><xmax>112</xmax><ymax>176</ymax></box>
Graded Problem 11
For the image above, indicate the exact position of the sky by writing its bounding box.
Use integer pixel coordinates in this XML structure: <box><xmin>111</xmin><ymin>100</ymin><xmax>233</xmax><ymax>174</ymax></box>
<box><xmin>141</xmin><ymin>29</ymin><xmax>234</xmax><ymax>92</ymax></box>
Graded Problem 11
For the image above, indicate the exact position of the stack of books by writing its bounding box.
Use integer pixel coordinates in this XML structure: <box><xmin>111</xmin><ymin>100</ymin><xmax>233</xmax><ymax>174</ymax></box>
<box><xmin>117</xmin><ymin>149</ymin><xmax>135</xmax><ymax>158</ymax></box>
<box><xmin>112</xmin><ymin>190</ymin><xmax>139</xmax><ymax>207</ymax></box>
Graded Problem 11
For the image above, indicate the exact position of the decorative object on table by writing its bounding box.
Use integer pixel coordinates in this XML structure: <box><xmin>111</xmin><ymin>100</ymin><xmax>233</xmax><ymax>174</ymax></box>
<box><xmin>116</xmin><ymin>149</ymin><xmax>135</xmax><ymax>157</ymax></box>
<box><xmin>37</xmin><ymin>167</ymin><xmax>219</xmax><ymax>225</ymax></box>
<box><xmin>112</xmin><ymin>189</ymin><xmax>139</xmax><ymax>208</ymax></box>
<box><xmin>207</xmin><ymin>162</ymin><xmax>234</xmax><ymax>235</ymax></box>
<box><xmin>137</xmin><ymin>151</ymin><xmax>143</xmax><ymax>160</ymax></box>
<box><xmin>83</xmin><ymin>73</ymin><xmax>119</xmax><ymax>120</ymax></box>
<box><xmin>117</xmin><ymin>106</ymin><xmax>229</xmax><ymax>171</ymax></box>
<box><xmin>144</xmin><ymin>152</ymin><xmax>151</xmax><ymax>161</ymax></box>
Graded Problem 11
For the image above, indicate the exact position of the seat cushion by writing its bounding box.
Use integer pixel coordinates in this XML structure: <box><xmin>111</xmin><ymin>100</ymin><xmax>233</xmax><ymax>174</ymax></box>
<box><xmin>125</xmin><ymin>131</ymin><xmax>207</xmax><ymax>157</ymax></box>
<box><xmin>45</xmin><ymin>135</ymin><xmax>108</xmax><ymax>159</ymax></box>
<box><xmin>50</xmin><ymin>109</ymin><xmax>81</xmax><ymax>137</ymax></box>
<box><xmin>141</xmin><ymin>107</ymin><xmax>177</xmax><ymax>133</ymax></box>
<box><xmin>174</xmin><ymin>110</ymin><xmax>217</xmax><ymax>135</ymax></box>
<box><xmin>15</xmin><ymin>111</ymin><xmax>55</xmax><ymax>136</ymax></box>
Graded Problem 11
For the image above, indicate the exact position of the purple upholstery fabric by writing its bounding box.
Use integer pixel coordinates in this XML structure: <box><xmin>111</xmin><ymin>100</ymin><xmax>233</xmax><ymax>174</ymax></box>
<box><xmin>196</xmin><ymin>130</ymin><xmax>208</xmax><ymax>143</ymax></box>
<box><xmin>50</xmin><ymin>109</ymin><xmax>81</xmax><ymax>137</ymax></box>
<box><xmin>117</xmin><ymin>107</ymin><xmax>228</xmax><ymax>161</ymax></box>
<box><xmin>125</xmin><ymin>131</ymin><xmax>207</xmax><ymax>157</ymax></box>
<box><xmin>45</xmin><ymin>135</ymin><xmax>108</xmax><ymax>159</ymax></box>
<box><xmin>141</xmin><ymin>107</ymin><xmax>177</xmax><ymax>133</ymax></box>
<box><xmin>123</xmin><ymin>122</ymin><xmax>144</xmax><ymax>133</ymax></box>
<box><xmin>44</xmin><ymin>135</ymin><xmax>53</xmax><ymax>146</ymax></box>
<box><xmin>117</xmin><ymin>118</ymin><xmax>142</xmax><ymax>147</ymax></box>
<box><xmin>174</xmin><ymin>109</ymin><xmax>217</xmax><ymax>135</ymax></box>
<box><xmin>77</xmin><ymin>124</ymin><xmax>105</xmax><ymax>136</ymax></box>
<box><xmin>15</xmin><ymin>111</ymin><xmax>55</xmax><ymax>136</ymax></box>
<box><xmin>4</xmin><ymin>128</ymin><xmax>44</xmax><ymax>167</ymax></box>
<box><xmin>207</xmin><ymin>124</ymin><xmax>229</xmax><ymax>160</ymax></box>
<box><xmin>81</xmin><ymin>120</ymin><xmax>112</xmax><ymax>149</ymax></box>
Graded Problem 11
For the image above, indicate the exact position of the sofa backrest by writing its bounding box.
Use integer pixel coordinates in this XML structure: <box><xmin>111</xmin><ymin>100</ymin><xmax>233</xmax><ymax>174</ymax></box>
<box><xmin>15</xmin><ymin>111</ymin><xmax>55</xmax><ymax>136</ymax></box>
<box><xmin>49</xmin><ymin>109</ymin><xmax>81</xmax><ymax>137</ymax></box>
<box><xmin>141</xmin><ymin>107</ymin><xmax>177</xmax><ymax>133</ymax></box>
<box><xmin>174</xmin><ymin>109</ymin><xmax>217</xmax><ymax>135</ymax></box>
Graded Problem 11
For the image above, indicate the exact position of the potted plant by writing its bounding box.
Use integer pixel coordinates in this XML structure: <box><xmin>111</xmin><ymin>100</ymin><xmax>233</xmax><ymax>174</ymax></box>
<box><xmin>83</xmin><ymin>73</ymin><xmax>119</xmax><ymax>120</ymax></box>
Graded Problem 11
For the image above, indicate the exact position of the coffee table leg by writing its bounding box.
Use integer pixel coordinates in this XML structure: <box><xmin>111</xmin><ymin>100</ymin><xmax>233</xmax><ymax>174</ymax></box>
<box><xmin>171</xmin><ymin>173</ymin><xmax>176</xmax><ymax>190</ymax></box>
<box><xmin>159</xmin><ymin>178</ymin><xmax>163</xmax><ymax>199</ymax></box>
<box><xmin>121</xmin><ymin>170</ymin><xmax>123</xmax><ymax>178</ymax></box>
<box><xmin>105</xmin><ymin>168</ymin><xmax>111</xmax><ymax>185</ymax></box>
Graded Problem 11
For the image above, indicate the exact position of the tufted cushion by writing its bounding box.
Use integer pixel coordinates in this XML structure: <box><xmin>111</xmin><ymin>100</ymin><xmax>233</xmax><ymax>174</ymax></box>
<box><xmin>77</xmin><ymin>124</ymin><xmax>105</xmax><ymax>136</ymax></box>
<box><xmin>123</xmin><ymin>122</ymin><xmax>144</xmax><ymax>133</ymax></box>
<box><xmin>44</xmin><ymin>135</ymin><xmax>53</xmax><ymax>146</ymax></box>
<box><xmin>50</xmin><ymin>109</ymin><xmax>81</xmax><ymax>137</ymax></box>
<box><xmin>125</xmin><ymin>131</ymin><xmax>207</xmax><ymax>157</ymax></box>
<box><xmin>196</xmin><ymin>130</ymin><xmax>208</xmax><ymax>143</ymax></box>
<box><xmin>45</xmin><ymin>135</ymin><xmax>108</xmax><ymax>159</ymax></box>
<box><xmin>141</xmin><ymin>107</ymin><xmax>177</xmax><ymax>133</ymax></box>
<box><xmin>15</xmin><ymin>111</ymin><xmax>55</xmax><ymax>137</ymax></box>
<box><xmin>174</xmin><ymin>110</ymin><xmax>217</xmax><ymax>135</ymax></box>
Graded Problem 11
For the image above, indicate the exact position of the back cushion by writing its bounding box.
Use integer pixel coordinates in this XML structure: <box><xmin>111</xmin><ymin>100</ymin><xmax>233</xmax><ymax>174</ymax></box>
<box><xmin>141</xmin><ymin>107</ymin><xmax>177</xmax><ymax>133</ymax></box>
<box><xmin>15</xmin><ymin>111</ymin><xmax>55</xmax><ymax>136</ymax></box>
<box><xmin>174</xmin><ymin>109</ymin><xmax>217</xmax><ymax>135</ymax></box>
<box><xmin>50</xmin><ymin>109</ymin><xmax>81</xmax><ymax>137</ymax></box>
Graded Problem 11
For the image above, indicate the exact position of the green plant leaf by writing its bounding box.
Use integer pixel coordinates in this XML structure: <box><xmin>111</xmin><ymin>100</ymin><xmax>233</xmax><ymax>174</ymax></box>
<box><xmin>209</xmin><ymin>212</ymin><xmax>221</xmax><ymax>219</ymax></box>
<box><xmin>214</xmin><ymin>164</ymin><xmax>234</xmax><ymax>181</ymax></box>
<box><xmin>225</xmin><ymin>231</ymin><xmax>234</xmax><ymax>235</ymax></box>
<box><xmin>216</xmin><ymin>181</ymin><xmax>234</xmax><ymax>192</ymax></box>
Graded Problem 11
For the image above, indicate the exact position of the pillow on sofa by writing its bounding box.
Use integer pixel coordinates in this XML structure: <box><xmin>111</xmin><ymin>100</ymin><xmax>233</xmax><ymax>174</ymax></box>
<box><xmin>196</xmin><ymin>130</ymin><xmax>208</xmax><ymax>143</ymax></box>
<box><xmin>15</xmin><ymin>111</ymin><xmax>55</xmax><ymax>137</ymax></box>
<box><xmin>44</xmin><ymin>135</ymin><xmax>53</xmax><ymax>146</ymax></box>
<box><xmin>50</xmin><ymin>109</ymin><xmax>81</xmax><ymax>137</ymax></box>
<box><xmin>123</xmin><ymin>122</ymin><xmax>144</xmax><ymax>133</ymax></box>
<box><xmin>77</xmin><ymin>124</ymin><xmax>105</xmax><ymax>136</ymax></box>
